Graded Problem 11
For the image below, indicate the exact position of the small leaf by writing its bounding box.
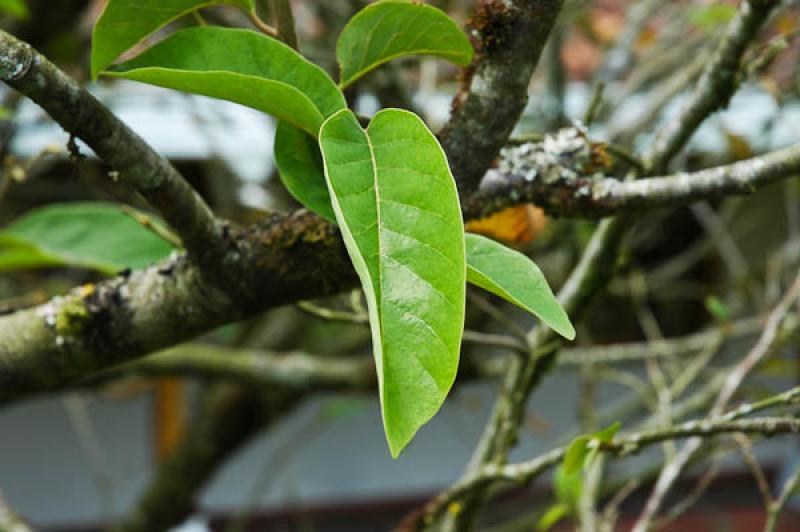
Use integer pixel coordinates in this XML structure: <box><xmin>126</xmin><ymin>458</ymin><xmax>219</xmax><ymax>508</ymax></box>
<box><xmin>336</xmin><ymin>0</ymin><xmax>473</xmax><ymax>88</ymax></box>
<box><xmin>319</xmin><ymin>108</ymin><xmax>466</xmax><ymax>457</ymax></box>
<box><xmin>0</xmin><ymin>0</ymin><xmax>28</xmax><ymax>19</ymax></box>
<box><xmin>465</xmin><ymin>233</ymin><xmax>575</xmax><ymax>340</ymax></box>
<box><xmin>688</xmin><ymin>4</ymin><xmax>737</xmax><ymax>31</ymax></box>
<box><xmin>274</xmin><ymin>122</ymin><xmax>335</xmax><ymax>221</ymax></box>
<box><xmin>563</xmin><ymin>435</ymin><xmax>590</xmax><ymax>475</ymax></box>
<box><xmin>0</xmin><ymin>202</ymin><xmax>175</xmax><ymax>274</ymax></box>
<box><xmin>593</xmin><ymin>421</ymin><xmax>621</xmax><ymax>444</ymax></box>
<box><xmin>536</xmin><ymin>503</ymin><xmax>571</xmax><ymax>532</ymax></box>
<box><xmin>107</xmin><ymin>27</ymin><xmax>345</xmax><ymax>135</ymax></box>
<box><xmin>91</xmin><ymin>0</ymin><xmax>255</xmax><ymax>79</ymax></box>
<box><xmin>705</xmin><ymin>295</ymin><xmax>731</xmax><ymax>321</ymax></box>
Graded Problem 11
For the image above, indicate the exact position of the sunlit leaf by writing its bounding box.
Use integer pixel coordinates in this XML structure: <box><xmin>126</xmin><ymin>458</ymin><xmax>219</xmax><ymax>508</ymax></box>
<box><xmin>319</xmin><ymin>108</ymin><xmax>465</xmax><ymax>457</ymax></box>
<box><xmin>107</xmin><ymin>27</ymin><xmax>345</xmax><ymax>135</ymax></box>
<box><xmin>465</xmin><ymin>233</ymin><xmax>575</xmax><ymax>340</ymax></box>
<box><xmin>336</xmin><ymin>0</ymin><xmax>473</xmax><ymax>88</ymax></box>
<box><xmin>0</xmin><ymin>202</ymin><xmax>174</xmax><ymax>274</ymax></box>
<box><xmin>91</xmin><ymin>0</ymin><xmax>255</xmax><ymax>79</ymax></box>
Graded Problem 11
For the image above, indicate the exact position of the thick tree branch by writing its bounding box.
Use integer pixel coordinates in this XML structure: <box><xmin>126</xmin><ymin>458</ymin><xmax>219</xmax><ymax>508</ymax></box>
<box><xmin>440</xmin><ymin>0</ymin><xmax>563</xmax><ymax>193</ymax></box>
<box><xmin>0</xmin><ymin>30</ymin><xmax>227</xmax><ymax>271</ymax></box>
<box><xmin>0</xmin><ymin>211</ymin><xmax>356</xmax><ymax>405</ymax></box>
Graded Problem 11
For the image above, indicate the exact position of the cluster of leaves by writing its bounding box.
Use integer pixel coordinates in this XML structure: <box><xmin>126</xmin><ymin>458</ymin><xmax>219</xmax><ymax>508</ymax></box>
<box><xmin>3</xmin><ymin>0</ymin><xmax>576</xmax><ymax>456</ymax></box>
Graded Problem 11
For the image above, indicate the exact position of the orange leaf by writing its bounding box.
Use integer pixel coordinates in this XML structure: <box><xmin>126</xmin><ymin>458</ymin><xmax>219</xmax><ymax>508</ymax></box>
<box><xmin>466</xmin><ymin>205</ymin><xmax>548</xmax><ymax>245</ymax></box>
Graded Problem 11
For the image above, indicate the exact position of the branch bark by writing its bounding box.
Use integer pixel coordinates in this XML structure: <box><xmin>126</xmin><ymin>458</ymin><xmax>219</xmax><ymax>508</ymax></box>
<box><xmin>0</xmin><ymin>30</ymin><xmax>227</xmax><ymax>273</ymax></box>
<box><xmin>440</xmin><ymin>0</ymin><xmax>564</xmax><ymax>194</ymax></box>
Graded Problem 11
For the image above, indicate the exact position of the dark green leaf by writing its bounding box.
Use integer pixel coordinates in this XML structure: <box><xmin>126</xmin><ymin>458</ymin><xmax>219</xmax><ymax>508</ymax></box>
<box><xmin>0</xmin><ymin>202</ymin><xmax>174</xmax><ymax>274</ymax></box>
<box><xmin>91</xmin><ymin>0</ymin><xmax>254</xmax><ymax>79</ymax></box>
<box><xmin>337</xmin><ymin>0</ymin><xmax>473</xmax><ymax>88</ymax></box>
<box><xmin>107</xmin><ymin>27</ymin><xmax>345</xmax><ymax>135</ymax></box>
<box><xmin>465</xmin><ymin>233</ymin><xmax>575</xmax><ymax>340</ymax></box>
<box><xmin>319</xmin><ymin>108</ymin><xmax>465</xmax><ymax>457</ymax></box>
<box><xmin>274</xmin><ymin>122</ymin><xmax>335</xmax><ymax>221</ymax></box>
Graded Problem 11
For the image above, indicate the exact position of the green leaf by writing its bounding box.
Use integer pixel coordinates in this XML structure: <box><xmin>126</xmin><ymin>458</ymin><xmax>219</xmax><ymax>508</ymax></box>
<box><xmin>689</xmin><ymin>4</ymin><xmax>737</xmax><ymax>31</ymax></box>
<box><xmin>593</xmin><ymin>421</ymin><xmax>621</xmax><ymax>444</ymax></box>
<box><xmin>465</xmin><ymin>233</ymin><xmax>575</xmax><ymax>340</ymax></box>
<box><xmin>563</xmin><ymin>435</ymin><xmax>590</xmax><ymax>475</ymax></box>
<box><xmin>274</xmin><ymin>122</ymin><xmax>335</xmax><ymax>221</ymax></box>
<box><xmin>91</xmin><ymin>0</ymin><xmax>254</xmax><ymax>79</ymax></box>
<box><xmin>0</xmin><ymin>0</ymin><xmax>28</xmax><ymax>19</ymax></box>
<box><xmin>554</xmin><ymin>464</ymin><xmax>582</xmax><ymax>509</ymax></box>
<box><xmin>0</xmin><ymin>202</ymin><xmax>175</xmax><ymax>274</ymax></box>
<box><xmin>336</xmin><ymin>0</ymin><xmax>473</xmax><ymax>88</ymax></box>
<box><xmin>319</xmin><ymin>108</ymin><xmax>466</xmax><ymax>457</ymax></box>
<box><xmin>705</xmin><ymin>295</ymin><xmax>731</xmax><ymax>321</ymax></box>
<box><xmin>536</xmin><ymin>503</ymin><xmax>571</xmax><ymax>532</ymax></box>
<box><xmin>107</xmin><ymin>27</ymin><xmax>345</xmax><ymax>135</ymax></box>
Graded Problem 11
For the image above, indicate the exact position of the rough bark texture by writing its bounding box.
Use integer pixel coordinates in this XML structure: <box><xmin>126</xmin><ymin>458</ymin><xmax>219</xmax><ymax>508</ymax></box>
<box><xmin>440</xmin><ymin>0</ymin><xmax>564</xmax><ymax>194</ymax></box>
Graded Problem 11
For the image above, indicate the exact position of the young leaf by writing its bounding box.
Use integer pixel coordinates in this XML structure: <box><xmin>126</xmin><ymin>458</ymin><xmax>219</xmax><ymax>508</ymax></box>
<box><xmin>91</xmin><ymin>0</ymin><xmax>255</xmax><ymax>79</ymax></box>
<box><xmin>107</xmin><ymin>27</ymin><xmax>346</xmax><ymax>135</ymax></box>
<box><xmin>336</xmin><ymin>0</ymin><xmax>473</xmax><ymax>88</ymax></box>
<box><xmin>465</xmin><ymin>233</ymin><xmax>575</xmax><ymax>340</ymax></box>
<box><xmin>319</xmin><ymin>108</ymin><xmax>466</xmax><ymax>457</ymax></box>
<box><xmin>563</xmin><ymin>435</ymin><xmax>591</xmax><ymax>475</ymax></box>
<box><xmin>536</xmin><ymin>503</ymin><xmax>571</xmax><ymax>532</ymax></box>
<box><xmin>593</xmin><ymin>421</ymin><xmax>621</xmax><ymax>444</ymax></box>
<box><xmin>274</xmin><ymin>122</ymin><xmax>335</xmax><ymax>221</ymax></box>
<box><xmin>0</xmin><ymin>202</ymin><xmax>175</xmax><ymax>274</ymax></box>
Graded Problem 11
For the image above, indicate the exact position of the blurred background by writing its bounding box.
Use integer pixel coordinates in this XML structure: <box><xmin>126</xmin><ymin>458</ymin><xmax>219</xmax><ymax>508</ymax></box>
<box><xmin>1</xmin><ymin>0</ymin><xmax>800</xmax><ymax>530</ymax></box>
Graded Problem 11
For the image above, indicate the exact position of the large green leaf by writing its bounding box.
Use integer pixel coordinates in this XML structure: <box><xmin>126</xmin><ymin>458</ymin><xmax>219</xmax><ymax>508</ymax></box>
<box><xmin>337</xmin><ymin>0</ymin><xmax>473</xmax><ymax>88</ymax></box>
<box><xmin>274</xmin><ymin>122</ymin><xmax>335</xmax><ymax>222</ymax></box>
<box><xmin>319</xmin><ymin>108</ymin><xmax>465</xmax><ymax>456</ymax></box>
<box><xmin>0</xmin><ymin>202</ymin><xmax>174</xmax><ymax>274</ymax></box>
<box><xmin>465</xmin><ymin>233</ymin><xmax>575</xmax><ymax>340</ymax></box>
<box><xmin>91</xmin><ymin>0</ymin><xmax>255</xmax><ymax>79</ymax></box>
<box><xmin>107</xmin><ymin>27</ymin><xmax>345</xmax><ymax>135</ymax></box>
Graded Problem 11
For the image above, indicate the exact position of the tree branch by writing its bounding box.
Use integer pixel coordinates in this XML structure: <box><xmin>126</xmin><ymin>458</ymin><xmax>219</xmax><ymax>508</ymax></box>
<box><xmin>465</xmin><ymin>141</ymin><xmax>800</xmax><ymax>220</ymax></box>
<box><xmin>440</xmin><ymin>0</ymin><xmax>564</xmax><ymax>194</ymax></box>
<box><xmin>0</xmin><ymin>30</ymin><xmax>227</xmax><ymax>272</ymax></box>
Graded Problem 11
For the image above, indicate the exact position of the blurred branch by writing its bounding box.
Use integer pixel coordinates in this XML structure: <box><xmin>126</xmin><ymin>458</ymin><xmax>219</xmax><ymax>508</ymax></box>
<box><xmin>425</xmin><ymin>413</ymin><xmax>800</xmax><ymax>520</ymax></box>
<box><xmin>114</xmin><ymin>385</ymin><xmax>298</xmax><ymax>532</ymax></box>
<box><xmin>632</xmin><ymin>266</ymin><xmax>800</xmax><ymax>531</ymax></box>
<box><xmin>0</xmin><ymin>491</ymin><xmax>33</xmax><ymax>532</ymax></box>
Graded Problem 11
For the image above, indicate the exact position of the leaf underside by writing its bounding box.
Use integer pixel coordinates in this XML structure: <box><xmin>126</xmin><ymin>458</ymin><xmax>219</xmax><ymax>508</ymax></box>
<box><xmin>319</xmin><ymin>108</ymin><xmax>466</xmax><ymax>457</ymax></box>
<box><xmin>91</xmin><ymin>0</ymin><xmax>255</xmax><ymax>79</ymax></box>
<box><xmin>337</xmin><ymin>0</ymin><xmax>474</xmax><ymax>88</ymax></box>
<box><xmin>465</xmin><ymin>233</ymin><xmax>575</xmax><ymax>340</ymax></box>
<box><xmin>107</xmin><ymin>27</ymin><xmax>345</xmax><ymax>136</ymax></box>
<box><xmin>274</xmin><ymin>122</ymin><xmax>336</xmax><ymax>222</ymax></box>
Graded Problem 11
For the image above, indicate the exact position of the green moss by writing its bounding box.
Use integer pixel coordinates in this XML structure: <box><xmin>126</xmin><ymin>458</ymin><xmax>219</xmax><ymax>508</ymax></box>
<box><xmin>55</xmin><ymin>296</ymin><xmax>91</xmax><ymax>335</ymax></box>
